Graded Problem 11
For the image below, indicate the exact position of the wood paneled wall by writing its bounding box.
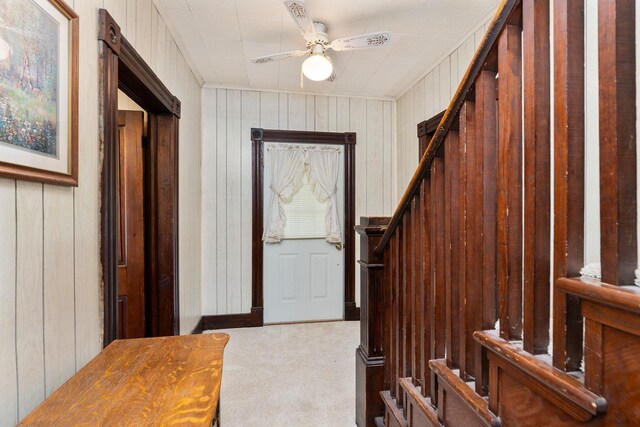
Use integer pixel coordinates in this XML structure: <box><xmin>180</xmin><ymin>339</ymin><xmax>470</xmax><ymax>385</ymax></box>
<box><xmin>201</xmin><ymin>89</ymin><xmax>395</xmax><ymax>315</ymax></box>
<box><xmin>396</xmin><ymin>22</ymin><xmax>489</xmax><ymax>197</ymax></box>
<box><xmin>0</xmin><ymin>1</ymin><xmax>202</xmax><ymax>424</ymax></box>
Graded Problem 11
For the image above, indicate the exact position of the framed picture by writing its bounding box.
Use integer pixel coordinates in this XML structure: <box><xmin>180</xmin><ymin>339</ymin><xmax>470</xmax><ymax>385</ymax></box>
<box><xmin>0</xmin><ymin>0</ymin><xmax>78</xmax><ymax>186</ymax></box>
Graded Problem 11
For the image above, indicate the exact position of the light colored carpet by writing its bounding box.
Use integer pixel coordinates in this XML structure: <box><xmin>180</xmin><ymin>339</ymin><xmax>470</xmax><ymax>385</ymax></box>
<box><xmin>206</xmin><ymin>321</ymin><xmax>359</xmax><ymax>427</ymax></box>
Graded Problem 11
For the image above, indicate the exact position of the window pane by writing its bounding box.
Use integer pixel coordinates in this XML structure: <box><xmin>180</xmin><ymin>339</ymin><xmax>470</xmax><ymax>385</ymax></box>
<box><xmin>282</xmin><ymin>171</ymin><xmax>327</xmax><ymax>239</ymax></box>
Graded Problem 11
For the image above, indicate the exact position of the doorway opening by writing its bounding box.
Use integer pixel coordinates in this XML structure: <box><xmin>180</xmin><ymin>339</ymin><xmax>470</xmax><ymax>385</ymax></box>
<box><xmin>99</xmin><ymin>9</ymin><xmax>180</xmax><ymax>346</ymax></box>
<box><xmin>251</xmin><ymin>129</ymin><xmax>358</xmax><ymax>326</ymax></box>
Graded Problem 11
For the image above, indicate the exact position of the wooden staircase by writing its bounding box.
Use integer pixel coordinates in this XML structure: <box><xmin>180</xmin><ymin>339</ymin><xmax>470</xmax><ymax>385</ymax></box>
<box><xmin>355</xmin><ymin>0</ymin><xmax>638</xmax><ymax>425</ymax></box>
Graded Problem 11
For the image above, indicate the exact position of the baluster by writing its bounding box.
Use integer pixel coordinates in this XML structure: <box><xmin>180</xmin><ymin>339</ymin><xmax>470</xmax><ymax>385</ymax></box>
<box><xmin>445</xmin><ymin>131</ymin><xmax>461</xmax><ymax>374</ymax></box>
<box><xmin>552</xmin><ymin>0</ymin><xmax>585</xmax><ymax>372</ymax></box>
<box><xmin>403</xmin><ymin>210</ymin><xmax>414</xmax><ymax>390</ymax></box>
<box><xmin>497</xmin><ymin>23</ymin><xmax>524</xmax><ymax>341</ymax></box>
<box><xmin>461</xmin><ymin>101</ymin><xmax>479</xmax><ymax>381</ymax></box>
<box><xmin>390</xmin><ymin>232</ymin><xmax>398</xmax><ymax>400</ymax></box>
<box><xmin>598</xmin><ymin>0</ymin><xmax>637</xmax><ymax>286</ymax></box>
<box><xmin>383</xmin><ymin>244</ymin><xmax>392</xmax><ymax>392</ymax></box>
<box><xmin>412</xmin><ymin>196</ymin><xmax>422</xmax><ymax>387</ymax></box>
<box><xmin>522</xmin><ymin>0</ymin><xmax>551</xmax><ymax>355</ymax></box>
<box><xmin>421</xmin><ymin>178</ymin><xmax>432</xmax><ymax>398</ymax></box>
<box><xmin>395</xmin><ymin>225</ymin><xmax>404</xmax><ymax>404</ymax></box>
<box><xmin>475</xmin><ymin>69</ymin><xmax>498</xmax><ymax>395</ymax></box>
<box><xmin>430</xmin><ymin>155</ymin><xmax>446</xmax><ymax>401</ymax></box>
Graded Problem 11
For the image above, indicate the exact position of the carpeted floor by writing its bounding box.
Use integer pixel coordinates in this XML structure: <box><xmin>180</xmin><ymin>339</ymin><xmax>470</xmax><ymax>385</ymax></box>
<box><xmin>206</xmin><ymin>321</ymin><xmax>359</xmax><ymax>427</ymax></box>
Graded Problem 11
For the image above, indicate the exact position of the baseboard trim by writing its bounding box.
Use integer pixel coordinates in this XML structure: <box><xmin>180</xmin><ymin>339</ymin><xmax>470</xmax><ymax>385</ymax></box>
<box><xmin>202</xmin><ymin>307</ymin><xmax>264</xmax><ymax>331</ymax></box>
<box><xmin>345</xmin><ymin>302</ymin><xmax>361</xmax><ymax>321</ymax></box>
<box><xmin>191</xmin><ymin>316</ymin><xmax>206</xmax><ymax>334</ymax></box>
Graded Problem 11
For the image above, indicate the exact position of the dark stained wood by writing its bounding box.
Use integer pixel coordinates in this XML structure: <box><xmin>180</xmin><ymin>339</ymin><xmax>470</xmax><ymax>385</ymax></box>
<box><xmin>390</xmin><ymin>233</ymin><xmax>400</xmax><ymax>400</ymax></box>
<box><xmin>396</xmin><ymin>223</ymin><xmax>405</xmax><ymax>405</ymax></box>
<box><xmin>475</xmin><ymin>69</ymin><xmax>498</xmax><ymax>396</ymax></box>
<box><xmin>375</xmin><ymin>0</ymin><xmax>521</xmax><ymax>255</ymax></box>
<box><xmin>100</xmin><ymin>9</ymin><xmax>181</xmax><ymax>345</ymax></box>
<box><xmin>414</xmin><ymin>193</ymin><xmax>425</xmax><ymax>391</ymax></box>
<box><xmin>250</xmin><ymin>129</ymin><xmax>358</xmax><ymax>327</ymax></box>
<box><xmin>444</xmin><ymin>131</ymin><xmax>461</xmax><ymax>372</ymax></box>
<box><xmin>598</xmin><ymin>0</ymin><xmax>637</xmax><ymax>286</ymax></box>
<box><xmin>420</xmin><ymin>178</ymin><xmax>432</xmax><ymax>398</ymax></box>
<box><xmin>430</xmin><ymin>156</ymin><xmax>446</xmax><ymax>401</ymax></box>
<box><xmin>430</xmin><ymin>359</ymin><xmax>501</xmax><ymax>427</ymax></box>
<box><xmin>356</xmin><ymin>217</ymin><xmax>390</xmax><ymax>427</ymax></box>
<box><xmin>398</xmin><ymin>378</ymin><xmax>440</xmax><ymax>427</ymax></box>
<box><xmin>100</xmin><ymin>17</ymin><xmax>121</xmax><ymax>346</ymax></box>
<box><xmin>522</xmin><ymin>0</ymin><xmax>551</xmax><ymax>355</ymax></box>
<box><xmin>150</xmin><ymin>114</ymin><xmax>180</xmax><ymax>336</ymax></box>
<box><xmin>201</xmin><ymin>308</ymin><xmax>263</xmax><ymax>330</ymax></box>
<box><xmin>410</xmin><ymin>198</ymin><xmax>422</xmax><ymax>387</ymax></box>
<box><xmin>117</xmin><ymin>111</ymin><xmax>146</xmax><ymax>339</ymax></box>
<box><xmin>191</xmin><ymin>316</ymin><xmax>205</xmax><ymax>334</ymax></box>
<box><xmin>418</xmin><ymin>111</ymin><xmax>446</xmax><ymax>158</ymax></box>
<box><xmin>497</xmin><ymin>24</ymin><xmax>523</xmax><ymax>341</ymax></box>
<box><xmin>403</xmin><ymin>211</ymin><xmax>414</xmax><ymax>384</ymax></box>
<box><xmin>19</xmin><ymin>334</ymin><xmax>229</xmax><ymax>426</ymax></box>
<box><xmin>461</xmin><ymin>101</ymin><xmax>479</xmax><ymax>381</ymax></box>
<box><xmin>475</xmin><ymin>331</ymin><xmax>607</xmax><ymax>421</ymax></box>
<box><xmin>552</xmin><ymin>0</ymin><xmax>585</xmax><ymax>371</ymax></box>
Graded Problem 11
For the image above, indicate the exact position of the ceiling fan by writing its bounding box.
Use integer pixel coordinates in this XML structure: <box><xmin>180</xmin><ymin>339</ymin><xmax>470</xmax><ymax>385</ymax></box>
<box><xmin>251</xmin><ymin>0</ymin><xmax>391</xmax><ymax>83</ymax></box>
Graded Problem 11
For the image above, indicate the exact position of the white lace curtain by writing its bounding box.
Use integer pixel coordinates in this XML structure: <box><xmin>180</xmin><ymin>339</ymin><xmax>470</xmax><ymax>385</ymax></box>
<box><xmin>263</xmin><ymin>144</ymin><xmax>342</xmax><ymax>244</ymax></box>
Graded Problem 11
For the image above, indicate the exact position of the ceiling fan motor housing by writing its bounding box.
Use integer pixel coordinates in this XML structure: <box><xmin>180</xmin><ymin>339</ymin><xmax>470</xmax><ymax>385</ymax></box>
<box><xmin>306</xmin><ymin>22</ymin><xmax>330</xmax><ymax>49</ymax></box>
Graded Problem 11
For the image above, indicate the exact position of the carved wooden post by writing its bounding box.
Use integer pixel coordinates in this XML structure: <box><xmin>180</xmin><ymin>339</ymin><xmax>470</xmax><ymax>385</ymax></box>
<box><xmin>355</xmin><ymin>216</ymin><xmax>390</xmax><ymax>427</ymax></box>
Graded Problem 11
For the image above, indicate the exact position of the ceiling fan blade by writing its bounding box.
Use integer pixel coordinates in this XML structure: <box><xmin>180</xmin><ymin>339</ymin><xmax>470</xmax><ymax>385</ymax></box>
<box><xmin>251</xmin><ymin>50</ymin><xmax>308</xmax><ymax>64</ymax></box>
<box><xmin>329</xmin><ymin>31</ymin><xmax>391</xmax><ymax>52</ymax></box>
<box><xmin>283</xmin><ymin>0</ymin><xmax>317</xmax><ymax>42</ymax></box>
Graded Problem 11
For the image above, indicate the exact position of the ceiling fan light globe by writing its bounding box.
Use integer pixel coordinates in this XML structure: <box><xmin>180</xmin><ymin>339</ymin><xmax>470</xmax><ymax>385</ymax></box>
<box><xmin>302</xmin><ymin>54</ymin><xmax>333</xmax><ymax>81</ymax></box>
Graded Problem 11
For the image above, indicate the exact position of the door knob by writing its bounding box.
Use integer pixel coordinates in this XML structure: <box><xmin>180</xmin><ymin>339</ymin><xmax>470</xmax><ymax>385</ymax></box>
<box><xmin>335</xmin><ymin>242</ymin><xmax>342</xmax><ymax>250</ymax></box>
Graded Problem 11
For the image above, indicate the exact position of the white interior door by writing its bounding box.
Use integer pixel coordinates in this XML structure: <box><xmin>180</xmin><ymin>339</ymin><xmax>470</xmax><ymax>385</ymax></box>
<box><xmin>263</xmin><ymin>144</ymin><xmax>344</xmax><ymax>324</ymax></box>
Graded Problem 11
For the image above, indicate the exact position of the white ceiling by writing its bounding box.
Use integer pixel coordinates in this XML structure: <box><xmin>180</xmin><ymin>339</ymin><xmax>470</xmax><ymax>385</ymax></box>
<box><xmin>154</xmin><ymin>0</ymin><xmax>499</xmax><ymax>98</ymax></box>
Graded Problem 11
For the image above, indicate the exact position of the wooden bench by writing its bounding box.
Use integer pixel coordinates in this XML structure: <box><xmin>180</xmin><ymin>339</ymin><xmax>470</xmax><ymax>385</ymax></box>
<box><xmin>19</xmin><ymin>333</ymin><xmax>229</xmax><ymax>426</ymax></box>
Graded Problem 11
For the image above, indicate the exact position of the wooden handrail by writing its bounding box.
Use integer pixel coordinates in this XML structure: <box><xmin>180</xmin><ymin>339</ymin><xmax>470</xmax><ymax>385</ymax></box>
<box><xmin>374</xmin><ymin>0</ymin><xmax>520</xmax><ymax>256</ymax></box>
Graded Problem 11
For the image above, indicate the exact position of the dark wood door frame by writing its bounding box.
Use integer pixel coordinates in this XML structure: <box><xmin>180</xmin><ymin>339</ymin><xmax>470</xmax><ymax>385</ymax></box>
<box><xmin>99</xmin><ymin>9</ymin><xmax>181</xmax><ymax>346</ymax></box>
<box><xmin>252</xmin><ymin>128</ymin><xmax>359</xmax><ymax>325</ymax></box>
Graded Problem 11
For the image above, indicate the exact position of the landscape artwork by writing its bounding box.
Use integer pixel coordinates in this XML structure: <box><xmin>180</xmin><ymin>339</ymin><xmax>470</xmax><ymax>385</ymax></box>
<box><xmin>0</xmin><ymin>0</ymin><xmax>59</xmax><ymax>157</ymax></box>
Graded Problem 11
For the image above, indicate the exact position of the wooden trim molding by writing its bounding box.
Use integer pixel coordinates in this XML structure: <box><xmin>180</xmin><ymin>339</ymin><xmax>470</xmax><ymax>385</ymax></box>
<box><xmin>99</xmin><ymin>9</ymin><xmax>181</xmax><ymax>346</ymax></box>
<box><xmin>249</xmin><ymin>128</ymin><xmax>358</xmax><ymax>326</ymax></box>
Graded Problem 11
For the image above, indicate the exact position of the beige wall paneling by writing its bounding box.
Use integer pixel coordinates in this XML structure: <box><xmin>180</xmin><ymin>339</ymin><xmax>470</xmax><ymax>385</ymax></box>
<box><xmin>16</xmin><ymin>181</ymin><xmax>44</xmax><ymax>419</ymax></box>
<box><xmin>288</xmin><ymin>93</ymin><xmax>306</xmax><ymax>131</ymax></box>
<box><xmin>315</xmin><ymin>95</ymin><xmax>329</xmax><ymax>131</ymax></box>
<box><xmin>202</xmin><ymin>88</ymin><xmax>218</xmax><ymax>314</ymax></box>
<box><xmin>216</xmin><ymin>89</ymin><xmax>229</xmax><ymax>314</ymax></box>
<box><xmin>449</xmin><ymin>51</ymin><xmax>458</xmax><ymax>98</ymax></box>
<box><xmin>241</xmin><ymin>91</ymin><xmax>260</xmax><ymax>312</ymax></box>
<box><xmin>0</xmin><ymin>180</ymin><xmax>17</xmax><ymax>427</ymax></box>
<box><xmin>336</xmin><ymin>97</ymin><xmax>350</xmax><ymax>132</ymax></box>
<box><xmin>438</xmin><ymin>57</ymin><xmax>450</xmax><ymax>112</ymax></box>
<box><xmin>306</xmin><ymin>95</ymin><xmax>315</xmax><ymax>131</ymax></box>
<box><xmin>136</xmin><ymin>0</ymin><xmax>152</xmax><ymax>64</ymax></box>
<box><xmin>103</xmin><ymin>0</ymin><xmax>126</xmax><ymax>29</ymax></box>
<box><xmin>383</xmin><ymin>101</ymin><xmax>394</xmax><ymax>212</ymax></box>
<box><xmin>43</xmin><ymin>186</ymin><xmax>75</xmax><ymax>396</ymax></box>
<box><xmin>328</xmin><ymin>96</ymin><xmax>338</xmax><ymax>132</ymax></box>
<box><xmin>261</xmin><ymin>92</ymin><xmax>279</xmax><ymax>129</ymax></box>
<box><xmin>584</xmin><ymin>0</ymin><xmax>601</xmax><ymax>264</ymax></box>
<box><xmin>72</xmin><ymin>0</ymin><xmax>102</xmax><ymax>373</ymax></box>
<box><xmin>226</xmin><ymin>90</ymin><xmax>242</xmax><ymax>313</ymax></box>
<box><xmin>278</xmin><ymin>92</ymin><xmax>288</xmax><ymax>129</ymax></box>
<box><xmin>126</xmin><ymin>0</ymin><xmax>136</xmax><ymax>44</ymax></box>
<box><xmin>366</xmin><ymin>99</ymin><xmax>384</xmax><ymax>215</ymax></box>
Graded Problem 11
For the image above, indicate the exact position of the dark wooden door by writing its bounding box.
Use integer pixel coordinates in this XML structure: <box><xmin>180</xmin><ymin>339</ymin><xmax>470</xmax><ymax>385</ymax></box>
<box><xmin>117</xmin><ymin>110</ymin><xmax>146</xmax><ymax>339</ymax></box>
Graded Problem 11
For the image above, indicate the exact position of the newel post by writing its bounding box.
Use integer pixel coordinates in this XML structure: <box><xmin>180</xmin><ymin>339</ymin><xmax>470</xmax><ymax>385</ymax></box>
<box><xmin>355</xmin><ymin>216</ymin><xmax>390</xmax><ymax>427</ymax></box>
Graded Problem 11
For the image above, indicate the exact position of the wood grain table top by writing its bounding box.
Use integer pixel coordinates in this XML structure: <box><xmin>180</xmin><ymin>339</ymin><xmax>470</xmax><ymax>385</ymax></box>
<box><xmin>19</xmin><ymin>333</ymin><xmax>229</xmax><ymax>426</ymax></box>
